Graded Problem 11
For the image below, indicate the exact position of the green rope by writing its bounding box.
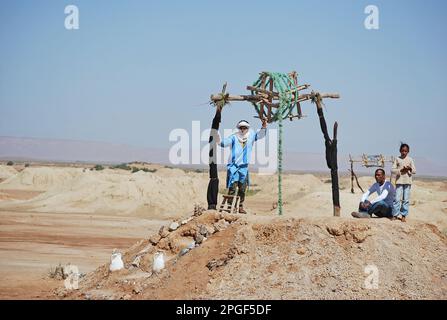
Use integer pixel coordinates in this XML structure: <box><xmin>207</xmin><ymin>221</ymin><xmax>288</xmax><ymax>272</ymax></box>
<box><xmin>278</xmin><ymin>114</ymin><xmax>283</xmax><ymax>215</ymax></box>
<box><xmin>250</xmin><ymin>72</ymin><xmax>300</xmax><ymax>215</ymax></box>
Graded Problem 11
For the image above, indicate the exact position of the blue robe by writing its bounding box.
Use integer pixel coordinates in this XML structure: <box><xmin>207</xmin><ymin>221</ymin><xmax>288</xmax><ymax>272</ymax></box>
<box><xmin>219</xmin><ymin>128</ymin><xmax>266</xmax><ymax>188</ymax></box>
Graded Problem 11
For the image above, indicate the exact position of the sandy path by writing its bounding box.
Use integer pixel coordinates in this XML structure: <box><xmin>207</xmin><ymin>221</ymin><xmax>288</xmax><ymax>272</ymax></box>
<box><xmin>0</xmin><ymin>206</ymin><xmax>167</xmax><ymax>299</ymax></box>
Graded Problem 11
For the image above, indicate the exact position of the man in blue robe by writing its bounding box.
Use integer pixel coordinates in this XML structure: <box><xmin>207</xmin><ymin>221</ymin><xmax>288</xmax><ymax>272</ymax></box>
<box><xmin>218</xmin><ymin>119</ymin><xmax>267</xmax><ymax>213</ymax></box>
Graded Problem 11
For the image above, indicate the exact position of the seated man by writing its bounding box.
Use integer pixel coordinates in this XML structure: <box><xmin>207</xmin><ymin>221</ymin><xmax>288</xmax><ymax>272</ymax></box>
<box><xmin>352</xmin><ymin>168</ymin><xmax>395</xmax><ymax>219</ymax></box>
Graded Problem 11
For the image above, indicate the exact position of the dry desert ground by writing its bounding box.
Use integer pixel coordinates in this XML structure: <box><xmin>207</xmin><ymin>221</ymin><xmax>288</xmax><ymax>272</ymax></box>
<box><xmin>0</xmin><ymin>163</ymin><xmax>446</xmax><ymax>299</ymax></box>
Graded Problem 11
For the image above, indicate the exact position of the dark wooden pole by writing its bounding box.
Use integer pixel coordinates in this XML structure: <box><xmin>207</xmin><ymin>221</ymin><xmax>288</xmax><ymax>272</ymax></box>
<box><xmin>207</xmin><ymin>83</ymin><xmax>226</xmax><ymax>210</ymax></box>
<box><xmin>207</xmin><ymin>107</ymin><xmax>221</xmax><ymax>210</ymax></box>
<box><xmin>350</xmin><ymin>155</ymin><xmax>354</xmax><ymax>193</ymax></box>
<box><xmin>314</xmin><ymin>94</ymin><xmax>341</xmax><ymax>217</ymax></box>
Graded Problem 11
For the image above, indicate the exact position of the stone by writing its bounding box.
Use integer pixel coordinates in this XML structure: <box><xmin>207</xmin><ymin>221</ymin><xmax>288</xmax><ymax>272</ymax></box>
<box><xmin>205</xmin><ymin>225</ymin><xmax>215</xmax><ymax>236</ymax></box>
<box><xmin>326</xmin><ymin>226</ymin><xmax>344</xmax><ymax>236</ymax></box>
<box><xmin>194</xmin><ymin>233</ymin><xmax>205</xmax><ymax>244</ymax></box>
<box><xmin>159</xmin><ymin>226</ymin><xmax>170</xmax><ymax>238</ymax></box>
<box><xmin>199</xmin><ymin>225</ymin><xmax>209</xmax><ymax>237</ymax></box>
<box><xmin>133</xmin><ymin>284</ymin><xmax>143</xmax><ymax>294</ymax></box>
<box><xmin>352</xmin><ymin>231</ymin><xmax>369</xmax><ymax>243</ymax></box>
<box><xmin>213</xmin><ymin>220</ymin><xmax>228</xmax><ymax>233</ymax></box>
<box><xmin>132</xmin><ymin>256</ymin><xmax>141</xmax><ymax>268</ymax></box>
<box><xmin>149</xmin><ymin>234</ymin><xmax>161</xmax><ymax>245</ymax></box>
<box><xmin>181</xmin><ymin>226</ymin><xmax>197</xmax><ymax>237</ymax></box>
<box><xmin>224</xmin><ymin>215</ymin><xmax>239</xmax><ymax>223</ymax></box>
<box><xmin>296</xmin><ymin>247</ymin><xmax>306</xmax><ymax>255</ymax></box>
<box><xmin>169</xmin><ymin>222</ymin><xmax>180</xmax><ymax>231</ymax></box>
<box><xmin>179</xmin><ymin>248</ymin><xmax>189</xmax><ymax>256</ymax></box>
<box><xmin>158</xmin><ymin>237</ymin><xmax>171</xmax><ymax>251</ymax></box>
<box><xmin>214</xmin><ymin>212</ymin><xmax>224</xmax><ymax>221</ymax></box>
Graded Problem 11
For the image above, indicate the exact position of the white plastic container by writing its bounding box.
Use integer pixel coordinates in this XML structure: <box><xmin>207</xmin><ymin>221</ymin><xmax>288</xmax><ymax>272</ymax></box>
<box><xmin>109</xmin><ymin>252</ymin><xmax>124</xmax><ymax>272</ymax></box>
<box><xmin>152</xmin><ymin>252</ymin><xmax>165</xmax><ymax>273</ymax></box>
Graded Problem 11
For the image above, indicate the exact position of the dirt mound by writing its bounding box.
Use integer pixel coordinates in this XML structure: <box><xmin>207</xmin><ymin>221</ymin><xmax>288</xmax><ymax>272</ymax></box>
<box><xmin>58</xmin><ymin>212</ymin><xmax>447</xmax><ymax>300</ymax></box>
<box><xmin>0</xmin><ymin>165</ymin><xmax>18</xmax><ymax>181</ymax></box>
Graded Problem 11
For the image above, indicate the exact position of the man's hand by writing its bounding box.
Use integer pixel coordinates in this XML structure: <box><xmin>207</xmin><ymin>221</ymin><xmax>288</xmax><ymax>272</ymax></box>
<box><xmin>360</xmin><ymin>201</ymin><xmax>371</xmax><ymax>210</ymax></box>
<box><xmin>261</xmin><ymin>118</ymin><xmax>267</xmax><ymax>129</ymax></box>
<box><xmin>401</xmin><ymin>166</ymin><xmax>411</xmax><ymax>174</ymax></box>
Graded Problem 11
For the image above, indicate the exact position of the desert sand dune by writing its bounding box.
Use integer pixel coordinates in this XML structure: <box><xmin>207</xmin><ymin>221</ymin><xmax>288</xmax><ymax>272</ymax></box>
<box><xmin>0</xmin><ymin>165</ymin><xmax>18</xmax><ymax>181</ymax></box>
<box><xmin>0</xmin><ymin>167</ymin><xmax>208</xmax><ymax>219</ymax></box>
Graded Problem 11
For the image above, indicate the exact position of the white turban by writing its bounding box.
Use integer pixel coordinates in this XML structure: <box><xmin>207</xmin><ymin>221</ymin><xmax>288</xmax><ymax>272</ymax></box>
<box><xmin>236</xmin><ymin>120</ymin><xmax>250</xmax><ymax>129</ymax></box>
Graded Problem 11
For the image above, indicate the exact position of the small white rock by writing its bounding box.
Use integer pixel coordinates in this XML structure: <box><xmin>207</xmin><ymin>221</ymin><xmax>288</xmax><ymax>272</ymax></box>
<box><xmin>169</xmin><ymin>222</ymin><xmax>179</xmax><ymax>231</ymax></box>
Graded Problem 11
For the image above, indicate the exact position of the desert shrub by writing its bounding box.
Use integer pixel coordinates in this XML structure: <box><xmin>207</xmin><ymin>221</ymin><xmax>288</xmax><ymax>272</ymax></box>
<box><xmin>111</xmin><ymin>163</ymin><xmax>132</xmax><ymax>171</ymax></box>
<box><xmin>24</xmin><ymin>163</ymin><xmax>30</xmax><ymax>167</ymax></box>
<box><xmin>94</xmin><ymin>164</ymin><xmax>104</xmax><ymax>171</ymax></box>
<box><xmin>6</xmin><ymin>161</ymin><xmax>14</xmax><ymax>166</ymax></box>
<box><xmin>131</xmin><ymin>167</ymin><xmax>157</xmax><ymax>173</ymax></box>
<box><xmin>48</xmin><ymin>263</ymin><xmax>64</xmax><ymax>280</ymax></box>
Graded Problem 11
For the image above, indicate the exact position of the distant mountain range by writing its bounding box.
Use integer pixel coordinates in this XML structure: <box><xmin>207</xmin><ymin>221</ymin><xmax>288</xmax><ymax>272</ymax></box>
<box><xmin>1</xmin><ymin>136</ymin><xmax>446</xmax><ymax>177</ymax></box>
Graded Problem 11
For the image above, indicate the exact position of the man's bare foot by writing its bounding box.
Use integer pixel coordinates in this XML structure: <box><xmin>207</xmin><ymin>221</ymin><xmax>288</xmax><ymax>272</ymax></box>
<box><xmin>401</xmin><ymin>216</ymin><xmax>407</xmax><ymax>222</ymax></box>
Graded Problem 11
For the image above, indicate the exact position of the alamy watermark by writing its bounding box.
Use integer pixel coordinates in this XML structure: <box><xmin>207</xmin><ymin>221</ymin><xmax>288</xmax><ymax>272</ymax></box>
<box><xmin>168</xmin><ymin>121</ymin><xmax>278</xmax><ymax>174</ymax></box>
<box><xmin>364</xmin><ymin>5</ymin><xmax>379</xmax><ymax>30</ymax></box>
<box><xmin>65</xmin><ymin>5</ymin><xmax>79</xmax><ymax>30</ymax></box>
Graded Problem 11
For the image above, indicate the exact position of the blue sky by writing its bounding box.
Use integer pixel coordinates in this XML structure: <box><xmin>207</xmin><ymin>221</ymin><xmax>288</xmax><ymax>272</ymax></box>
<box><xmin>1</xmin><ymin>0</ymin><xmax>446</xmax><ymax>164</ymax></box>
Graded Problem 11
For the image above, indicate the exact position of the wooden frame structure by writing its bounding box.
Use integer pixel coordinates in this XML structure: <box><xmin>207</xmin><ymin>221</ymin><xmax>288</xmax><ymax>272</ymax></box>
<box><xmin>206</xmin><ymin>71</ymin><xmax>341</xmax><ymax>216</ymax></box>
<box><xmin>210</xmin><ymin>72</ymin><xmax>339</xmax><ymax>123</ymax></box>
<box><xmin>349</xmin><ymin>154</ymin><xmax>395</xmax><ymax>193</ymax></box>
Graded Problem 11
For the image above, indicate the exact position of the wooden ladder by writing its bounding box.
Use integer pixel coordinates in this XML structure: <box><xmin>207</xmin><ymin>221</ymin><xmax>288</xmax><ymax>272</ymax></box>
<box><xmin>218</xmin><ymin>195</ymin><xmax>240</xmax><ymax>214</ymax></box>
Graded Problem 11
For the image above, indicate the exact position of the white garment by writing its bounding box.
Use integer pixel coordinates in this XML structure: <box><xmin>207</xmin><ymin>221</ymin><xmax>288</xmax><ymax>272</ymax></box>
<box><xmin>236</xmin><ymin>130</ymin><xmax>250</xmax><ymax>144</ymax></box>
<box><xmin>237</xmin><ymin>120</ymin><xmax>250</xmax><ymax>128</ymax></box>
<box><xmin>360</xmin><ymin>180</ymin><xmax>393</xmax><ymax>205</ymax></box>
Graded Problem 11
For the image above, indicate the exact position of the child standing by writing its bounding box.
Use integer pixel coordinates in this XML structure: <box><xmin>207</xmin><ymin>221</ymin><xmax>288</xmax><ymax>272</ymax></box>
<box><xmin>392</xmin><ymin>143</ymin><xmax>416</xmax><ymax>222</ymax></box>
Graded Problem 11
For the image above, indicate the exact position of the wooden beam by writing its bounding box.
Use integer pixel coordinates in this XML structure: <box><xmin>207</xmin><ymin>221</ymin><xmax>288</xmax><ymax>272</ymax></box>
<box><xmin>210</xmin><ymin>92</ymin><xmax>340</xmax><ymax>103</ymax></box>
<box><xmin>246</xmin><ymin>84</ymin><xmax>310</xmax><ymax>97</ymax></box>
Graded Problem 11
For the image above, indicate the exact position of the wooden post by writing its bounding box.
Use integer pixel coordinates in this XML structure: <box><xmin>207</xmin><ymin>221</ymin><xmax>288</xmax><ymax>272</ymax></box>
<box><xmin>314</xmin><ymin>93</ymin><xmax>340</xmax><ymax>217</ymax></box>
<box><xmin>350</xmin><ymin>155</ymin><xmax>354</xmax><ymax>193</ymax></box>
<box><xmin>206</xmin><ymin>83</ymin><xmax>226</xmax><ymax>210</ymax></box>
